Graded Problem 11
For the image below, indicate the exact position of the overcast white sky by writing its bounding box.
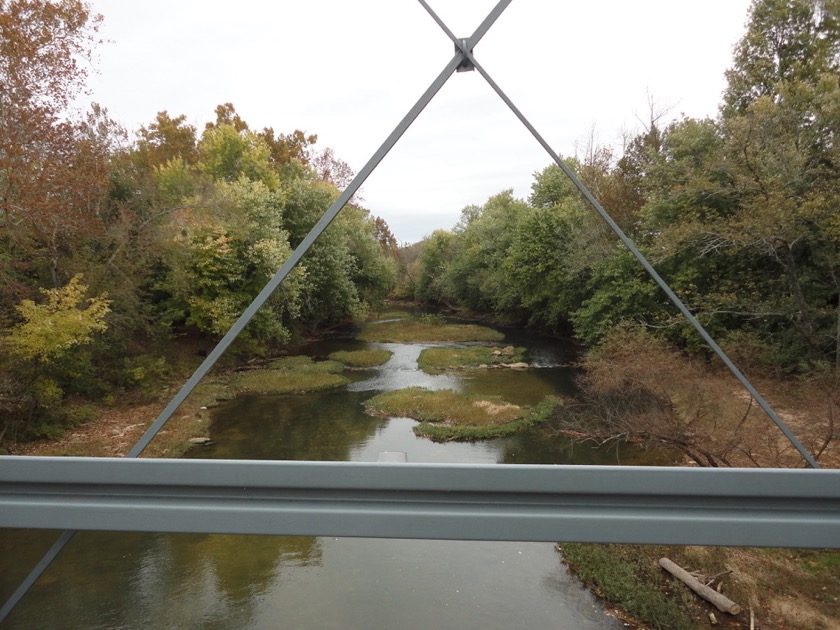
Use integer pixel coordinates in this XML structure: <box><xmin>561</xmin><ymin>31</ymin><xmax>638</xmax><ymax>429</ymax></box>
<box><xmin>85</xmin><ymin>0</ymin><xmax>753</xmax><ymax>243</ymax></box>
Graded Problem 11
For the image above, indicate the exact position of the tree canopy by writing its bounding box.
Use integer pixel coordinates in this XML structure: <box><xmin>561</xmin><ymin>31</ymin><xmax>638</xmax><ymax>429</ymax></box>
<box><xmin>412</xmin><ymin>0</ymin><xmax>840</xmax><ymax>373</ymax></box>
<box><xmin>0</xmin><ymin>2</ymin><xmax>397</xmax><ymax>437</ymax></box>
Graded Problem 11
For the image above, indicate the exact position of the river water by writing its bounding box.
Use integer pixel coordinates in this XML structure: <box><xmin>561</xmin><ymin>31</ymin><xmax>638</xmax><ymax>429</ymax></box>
<box><xmin>1</xmin><ymin>326</ymin><xmax>657</xmax><ymax>628</ymax></box>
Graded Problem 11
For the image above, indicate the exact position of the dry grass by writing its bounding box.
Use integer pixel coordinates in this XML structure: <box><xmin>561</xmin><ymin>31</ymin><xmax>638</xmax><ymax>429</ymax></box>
<box><xmin>557</xmin><ymin>328</ymin><xmax>840</xmax><ymax>630</ymax></box>
<box><xmin>564</xmin><ymin>543</ymin><xmax>840</xmax><ymax>630</ymax></box>
<box><xmin>555</xmin><ymin>327</ymin><xmax>838</xmax><ymax>469</ymax></box>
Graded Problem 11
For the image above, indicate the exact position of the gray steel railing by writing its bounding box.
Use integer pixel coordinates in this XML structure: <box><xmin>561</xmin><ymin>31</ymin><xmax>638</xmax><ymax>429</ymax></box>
<box><xmin>2</xmin><ymin>457</ymin><xmax>838</xmax><ymax>548</ymax></box>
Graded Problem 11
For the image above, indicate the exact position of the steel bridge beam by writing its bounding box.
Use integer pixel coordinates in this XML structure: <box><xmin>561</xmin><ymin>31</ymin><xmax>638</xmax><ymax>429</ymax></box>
<box><xmin>1</xmin><ymin>456</ymin><xmax>838</xmax><ymax>548</ymax></box>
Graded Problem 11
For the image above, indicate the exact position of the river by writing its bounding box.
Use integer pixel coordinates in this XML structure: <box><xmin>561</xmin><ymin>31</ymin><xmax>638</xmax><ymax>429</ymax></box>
<box><xmin>1</xmin><ymin>325</ymin><xmax>658</xmax><ymax>628</ymax></box>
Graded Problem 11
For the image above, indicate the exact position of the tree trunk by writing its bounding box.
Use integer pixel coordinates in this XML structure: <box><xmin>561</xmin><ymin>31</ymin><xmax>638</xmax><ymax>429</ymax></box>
<box><xmin>659</xmin><ymin>557</ymin><xmax>742</xmax><ymax>615</ymax></box>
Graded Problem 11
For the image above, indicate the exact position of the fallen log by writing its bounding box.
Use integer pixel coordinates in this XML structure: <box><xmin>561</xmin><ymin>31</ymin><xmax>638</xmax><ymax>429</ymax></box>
<box><xmin>659</xmin><ymin>557</ymin><xmax>742</xmax><ymax>615</ymax></box>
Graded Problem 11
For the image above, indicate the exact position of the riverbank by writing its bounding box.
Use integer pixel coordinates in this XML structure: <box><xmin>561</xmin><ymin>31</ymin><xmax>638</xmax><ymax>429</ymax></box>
<box><xmin>561</xmin><ymin>543</ymin><xmax>840</xmax><ymax>630</ymax></box>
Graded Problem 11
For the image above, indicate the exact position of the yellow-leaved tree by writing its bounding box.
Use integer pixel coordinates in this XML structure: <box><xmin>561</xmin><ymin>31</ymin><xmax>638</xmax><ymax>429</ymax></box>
<box><xmin>1</xmin><ymin>275</ymin><xmax>110</xmax><ymax>439</ymax></box>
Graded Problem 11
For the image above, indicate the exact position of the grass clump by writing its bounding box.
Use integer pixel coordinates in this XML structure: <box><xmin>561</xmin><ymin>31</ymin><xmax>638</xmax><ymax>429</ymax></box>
<box><xmin>366</xmin><ymin>387</ymin><xmax>521</xmax><ymax>425</ymax></box>
<box><xmin>561</xmin><ymin>544</ymin><xmax>698</xmax><ymax>630</ymax></box>
<box><xmin>418</xmin><ymin>346</ymin><xmax>526</xmax><ymax>374</ymax></box>
<box><xmin>370</xmin><ymin>310</ymin><xmax>411</xmax><ymax>320</ymax></box>
<box><xmin>418</xmin><ymin>312</ymin><xmax>446</xmax><ymax>325</ymax></box>
<box><xmin>230</xmin><ymin>356</ymin><xmax>348</xmax><ymax>394</ymax></box>
<box><xmin>357</xmin><ymin>317</ymin><xmax>504</xmax><ymax>343</ymax></box>
<box><xmin>365</xmin><ymin>388</ymin><xmax>559</xmax><ymax>440</ymax></box>
<box><xmin>328</xmin><ymin>349</ymin><xmax>393</xmax><ymax>368</ymax></box>
<box><xmin>266</xmin><ymin>355</ymin><xmax>344</xmax><ymax>373</ymax></box>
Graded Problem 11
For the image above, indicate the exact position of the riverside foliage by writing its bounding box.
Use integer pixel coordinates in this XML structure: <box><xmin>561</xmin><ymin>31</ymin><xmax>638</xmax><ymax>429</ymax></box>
<box><xmin>0</xmin><ymin>1</ymin><xmax>397</xmax><ymax>437</ymax></box>
<box><xmin>412</xmin><ymin>0</ymin><xmax>840</xmax><ymax>377</ymax></box>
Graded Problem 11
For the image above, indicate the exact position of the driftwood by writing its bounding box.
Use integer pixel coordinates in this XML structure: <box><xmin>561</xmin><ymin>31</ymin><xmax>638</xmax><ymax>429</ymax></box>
<box><xmin>659</xmin><ymin>557</ymin><xmax>742</xmax><ymax>615</ymax></box>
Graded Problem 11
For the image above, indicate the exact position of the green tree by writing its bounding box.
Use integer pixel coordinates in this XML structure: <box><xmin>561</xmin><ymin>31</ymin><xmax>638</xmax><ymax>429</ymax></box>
<box><xmin>208</xmin><ymin>103</ymin><xmax>318</xmax><ymax>170</ymax></box>
<box><xmin>338</xmin><ymin>207</ymin><xmax>396</xmax><ymax>309</ymax></box>
<box><xmin>198</xmin><ymin>123</ymin><xmax>280</xmax><ymax>189</ymax></box>
<box><xmin>442</xmin><ymin>190</ymin><xmax>529</xmax><ymax>314</ymax></box>
<box><xmin>159</xmin><ymin>178</ymin><xmax>303</xmax><ymax>345</ymax></box>
<box><xmin>415</xmin><ymin>229</ymin><xmax>456</xmax><ymax>304</ymax></box>
<box><xmin>282</xmin><ymin>178</ymin><xmax>391</xmax><ymax>327</ymax></box>
<box><xmin>528</xmin><ymin>161</ymin><xmax>582</xmax><ymax>208</ymax></box>
<box><xmin>714</xmin><ymin>89</ymin><xmax>839</xmax><ymax>365</ymax></box>
<box><xmin>503</xmin><ymin>200</ymin><xmax>600</xmax><ymax>331</ymax></box>
<box><xmin>723</xmin><ymin>0</ymin><xmax>839</xmax><ymax>114</ymax></box>
<box><xmin>649</xmin><ymin>0</ymin><xmax>840</xmax><ymax>367</ymax></box>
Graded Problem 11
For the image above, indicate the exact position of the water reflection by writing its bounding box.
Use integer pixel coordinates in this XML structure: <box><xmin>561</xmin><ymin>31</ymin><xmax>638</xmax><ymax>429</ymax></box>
<box><xmin>199</xmin><ymin>389</ymin><xmax>382</xmax><ymax>461</ymax></box>
<box><xmin>2</xmin><ymin>531</ymin><xmax>321</xmax><ymax>629</ymax></box>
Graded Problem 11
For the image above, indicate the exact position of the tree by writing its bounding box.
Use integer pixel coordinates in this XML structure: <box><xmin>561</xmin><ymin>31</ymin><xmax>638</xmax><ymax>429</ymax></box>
<box><xmin>415</xmin><ymin>229</ymin><xmax>456</xmax><ymax>304</ymax></box>
<box><xmin>372</xmin><ymin>215</ymin><xmax>398</xmax><ymax>254</ymax></box>
<box><xmin>282</xmin><ymin>179</ymin><xmax>377</xmax><ymax>327</ymax></box>
<box><xmin>0</xmin><ymin>0</ymin><xmax>101</xmax><ymax>114</ymax></box>
<box><xmin>1</xmin><ymin>274</ymin><xmax>111</xmax><ymax>437</ymax></box>
<box><xmin>159</xmin><ymin>178</ymin><xmax>303</xmax><ymax>345</ymax></box>
<box><xmin>441</xmin><ymin>190</ymin><xmax>529</xmax><ymax>314</ymax></box>
<box><xmin>713</xmin><ymin>88</ymin><xmax>840</xmax><ymax>365</ymax></box>
<box><xmin>528</xmin><ymin>161</ymin><xmax>582</xmax><ymax>208</ymax></box>
<box><xmin>724</xmin><ymin>0</ymin><xmax>839</xmax><ymax>114</ymax></box>
<box><xmin>205</xmin><ymin>102</ymin><xmax>249</xmax><ymax>133</ymax></box>
<box><xmin>647</xmin><ymin>0</ymin><xmax>840</xmax><ymax>367</ymax></box>
<box><xmin>4</xmin><ymin>274</ymin><xmax>110</xmax><ymax>361</ymax></box>
<box><xmin>338</xmin><ymin>207</ymin><xmax>396</xmax><ymax>310</ymax></box>
<box><xmin>503</xmin><ymin>201</ymin><xmax>598</xmax><ymax>331</ymax></box>
<box><xmin>310</xmin><ymin>146</ymin><xmax>356</xmax><ymax>192</ymax></box>
<box><xmin>207</xmin><ymin>103</ymin><xmax>318</xmax><ymax>169</ymax></box>
<box><xmin>258</xmin><ymin>127</ymin><xmax>318</xmax><ymax>167</ymax></box>
<box><xmin>135</xmin><ymin>111</ymin><xmax>198</xmax><ymax>169</ymax></box>
<box><xmin>198</xmin><ymin>123</ymin><xmax>279</xmax><ymax>189</ymax></box>
<box><xmin>0</xmin><ymin>0</ymin><xmax>107</xmax><ymax>308</ymax></box>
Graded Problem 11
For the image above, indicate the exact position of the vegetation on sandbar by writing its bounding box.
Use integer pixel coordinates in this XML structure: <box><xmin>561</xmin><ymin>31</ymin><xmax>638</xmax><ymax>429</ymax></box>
<box><xmin>357</xmin><ymin>316</ymin><xmax>504</xmax><ymax>344</ymax></box>
<box><xmin>365</xmin><ymin>387</ymin><xmax>559</xmax><ymax>440</ymax></box>
<box><xmin>229</xmin><ymin>356</ymin><xmax>348</xmax><ymax>395</ymax></box>
<box><xmin>369</xmin><ymin>310</ymin><xmax>411</xmax><ymax>320</ymax></box>
<box><xmin>328</xmin><ymin>349</ymin><xmax>393</xmax><ymax>368</ymax></box>
<box><xmin>418</xmin><ymin>345</ymin><xmax>526</xmax><ymax>374</ymax></box>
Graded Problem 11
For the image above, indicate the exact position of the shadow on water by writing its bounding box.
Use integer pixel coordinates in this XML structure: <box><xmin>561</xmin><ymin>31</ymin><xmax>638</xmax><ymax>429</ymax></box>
<box><xmin>1</xmin><ymin>325</ymin><xmax>641</xmax><ymax>629</ymax></box>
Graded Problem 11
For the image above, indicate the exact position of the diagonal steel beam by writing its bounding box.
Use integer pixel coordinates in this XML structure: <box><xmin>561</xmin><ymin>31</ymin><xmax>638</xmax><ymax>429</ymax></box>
<box><xmin>418</xmin><ymin>4</ymin><xmax>819</xmax><ymax>470</ymax></box>
<box><xmin>1</xmin><ymin>457</ymin><xmax>839</xmax><ymax>548</ymax></box>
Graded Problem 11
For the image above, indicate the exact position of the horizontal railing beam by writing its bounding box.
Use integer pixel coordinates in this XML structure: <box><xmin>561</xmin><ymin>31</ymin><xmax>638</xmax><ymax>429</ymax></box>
<box><xmin>1</xmin><ymin>456</ymin><xmax>838</xmax><ymax>548</ymax></box>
